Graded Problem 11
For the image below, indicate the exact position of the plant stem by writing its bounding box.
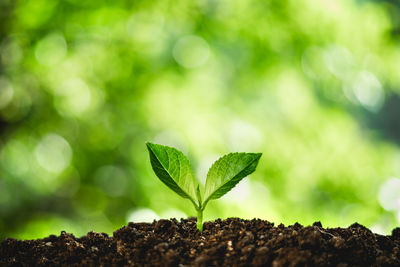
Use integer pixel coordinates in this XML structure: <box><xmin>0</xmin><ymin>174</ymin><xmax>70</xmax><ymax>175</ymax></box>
<box><xmin>197</xmin><ymin>209</ymin><xmax>203</xmax><ymax>232</ymax></box>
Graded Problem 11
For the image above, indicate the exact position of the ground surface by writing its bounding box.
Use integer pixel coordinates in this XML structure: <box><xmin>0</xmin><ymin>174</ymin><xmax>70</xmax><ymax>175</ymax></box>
<box><xmin>1</xmin><ymin>218</ymin><xmax>400</xmax><ymax>266</ymax></box>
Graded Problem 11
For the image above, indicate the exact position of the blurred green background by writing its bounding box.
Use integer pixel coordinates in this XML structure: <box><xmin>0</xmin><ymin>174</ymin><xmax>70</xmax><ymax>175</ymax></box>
<box><xmin>2</xmin><ymin>0</ymin><xmax>400</xmax><ymax>240</ymax></box>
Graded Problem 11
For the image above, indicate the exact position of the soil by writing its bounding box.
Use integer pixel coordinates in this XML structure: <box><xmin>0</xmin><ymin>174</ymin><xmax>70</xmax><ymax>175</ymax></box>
<box><xmin>1</xmin><ymin>217</ymin><xmax>400</xmax><ymax>266</ymax></box>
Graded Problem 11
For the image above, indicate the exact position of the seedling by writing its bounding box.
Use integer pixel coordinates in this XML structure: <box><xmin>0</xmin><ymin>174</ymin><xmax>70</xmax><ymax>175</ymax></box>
<box><xmin>146</xmin><ymin>142</ymin><xmax>262</xmax><ymax>231</ymax></box>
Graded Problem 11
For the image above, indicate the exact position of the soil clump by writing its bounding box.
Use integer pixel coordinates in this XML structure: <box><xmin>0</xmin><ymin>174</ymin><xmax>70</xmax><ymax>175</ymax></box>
<box><xmin>1</xmin><ymin>217</ymin><xmax>400</xmax><ymax>266</ymax></box>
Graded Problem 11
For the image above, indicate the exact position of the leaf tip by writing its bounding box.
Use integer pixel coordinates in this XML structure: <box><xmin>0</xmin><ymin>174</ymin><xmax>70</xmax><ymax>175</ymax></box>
<box><xmin>252</xmin><ymin>152</ymin><xmax>262</xmax><ymax>168</ymax></box>
<box><xmin>146</xmin><ymin>142</ymin><xmax>156</xmax><ymax>151</ymax></box>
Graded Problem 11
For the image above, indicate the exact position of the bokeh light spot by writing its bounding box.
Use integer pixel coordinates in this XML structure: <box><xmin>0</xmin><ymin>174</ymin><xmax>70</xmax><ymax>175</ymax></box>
<box><xmin>54</xmin><ymin>78</ymin><xmax>92</xmax><ymax>117</ymax></box>
<box><xmin>353</xmin><ymin>71</ymin><xmax>384</xmax><ymax>111</ymax></box>
<box><xmin>378</xmin><ymin>177</ymin><xmax>400</xmax><ymax>212</ymax></box>
<box><xmin>35</xmin><ymin>33</ymin><xmax>67</xmax><ymax>66</ymax></box>
<box><xmin>173</xmin><ymin>35</ymin><xmax>210</xmax><ymax>68</ymax></box>
<box><xmin>0</xmin><ymin>77</ymin><xmax>14</xmax><ymax>109</ymax></box>
<box><xmin>34</xmin><ymin>134</ymin><xmax>72</xmax><ymax>174</ymax></box>
<box><xmin>323</xmin><ymin>45</ymin><xmax>354</xmax><ymax>79</ymax></box>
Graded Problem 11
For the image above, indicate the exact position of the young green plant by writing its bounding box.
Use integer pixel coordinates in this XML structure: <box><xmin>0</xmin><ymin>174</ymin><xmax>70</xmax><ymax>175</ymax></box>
<box><xmin>146</xmin><ymin>142</ymin><xmax>262</xmax><ymax>231</ymax></box>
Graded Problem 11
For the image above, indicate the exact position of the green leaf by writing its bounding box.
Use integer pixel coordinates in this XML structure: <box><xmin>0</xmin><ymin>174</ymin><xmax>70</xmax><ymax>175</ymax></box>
<box><xmin>146</xmin><ymin>142</ymin><xmax>199</xmax><ymax>208</ymax></box>
<box><xmin>203</xmin><ymin>152</ymin><xmax>262</xmax><ymax>206</ymax></box>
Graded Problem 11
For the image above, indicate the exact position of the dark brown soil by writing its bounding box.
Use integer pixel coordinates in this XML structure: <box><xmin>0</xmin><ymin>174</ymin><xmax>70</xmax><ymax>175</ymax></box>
<box><xmin>1</xmin><ymin>218</ymin><xmax>400</xmax><ymax>266</ymax></box>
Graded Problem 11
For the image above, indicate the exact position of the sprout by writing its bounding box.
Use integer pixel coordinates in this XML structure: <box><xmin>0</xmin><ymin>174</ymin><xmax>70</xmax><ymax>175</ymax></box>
<box><xmin>146</xmin><ymin>142</ymin><xmax>262</xmax><ymax>231</ymax></box>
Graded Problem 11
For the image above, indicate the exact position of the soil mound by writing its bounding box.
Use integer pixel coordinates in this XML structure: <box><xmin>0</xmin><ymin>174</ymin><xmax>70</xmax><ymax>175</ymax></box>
<box><xmin>1</xmin><ymin>218</ymin><xmax>400</xmax><ymax>266</ymax></box>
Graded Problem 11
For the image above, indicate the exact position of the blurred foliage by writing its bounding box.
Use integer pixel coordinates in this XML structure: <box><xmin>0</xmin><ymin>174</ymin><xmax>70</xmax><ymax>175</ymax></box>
<box><xmin>1</xmin><ymin>0</ymin><xmax>400</xmax><ymax>240</ymax></box>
